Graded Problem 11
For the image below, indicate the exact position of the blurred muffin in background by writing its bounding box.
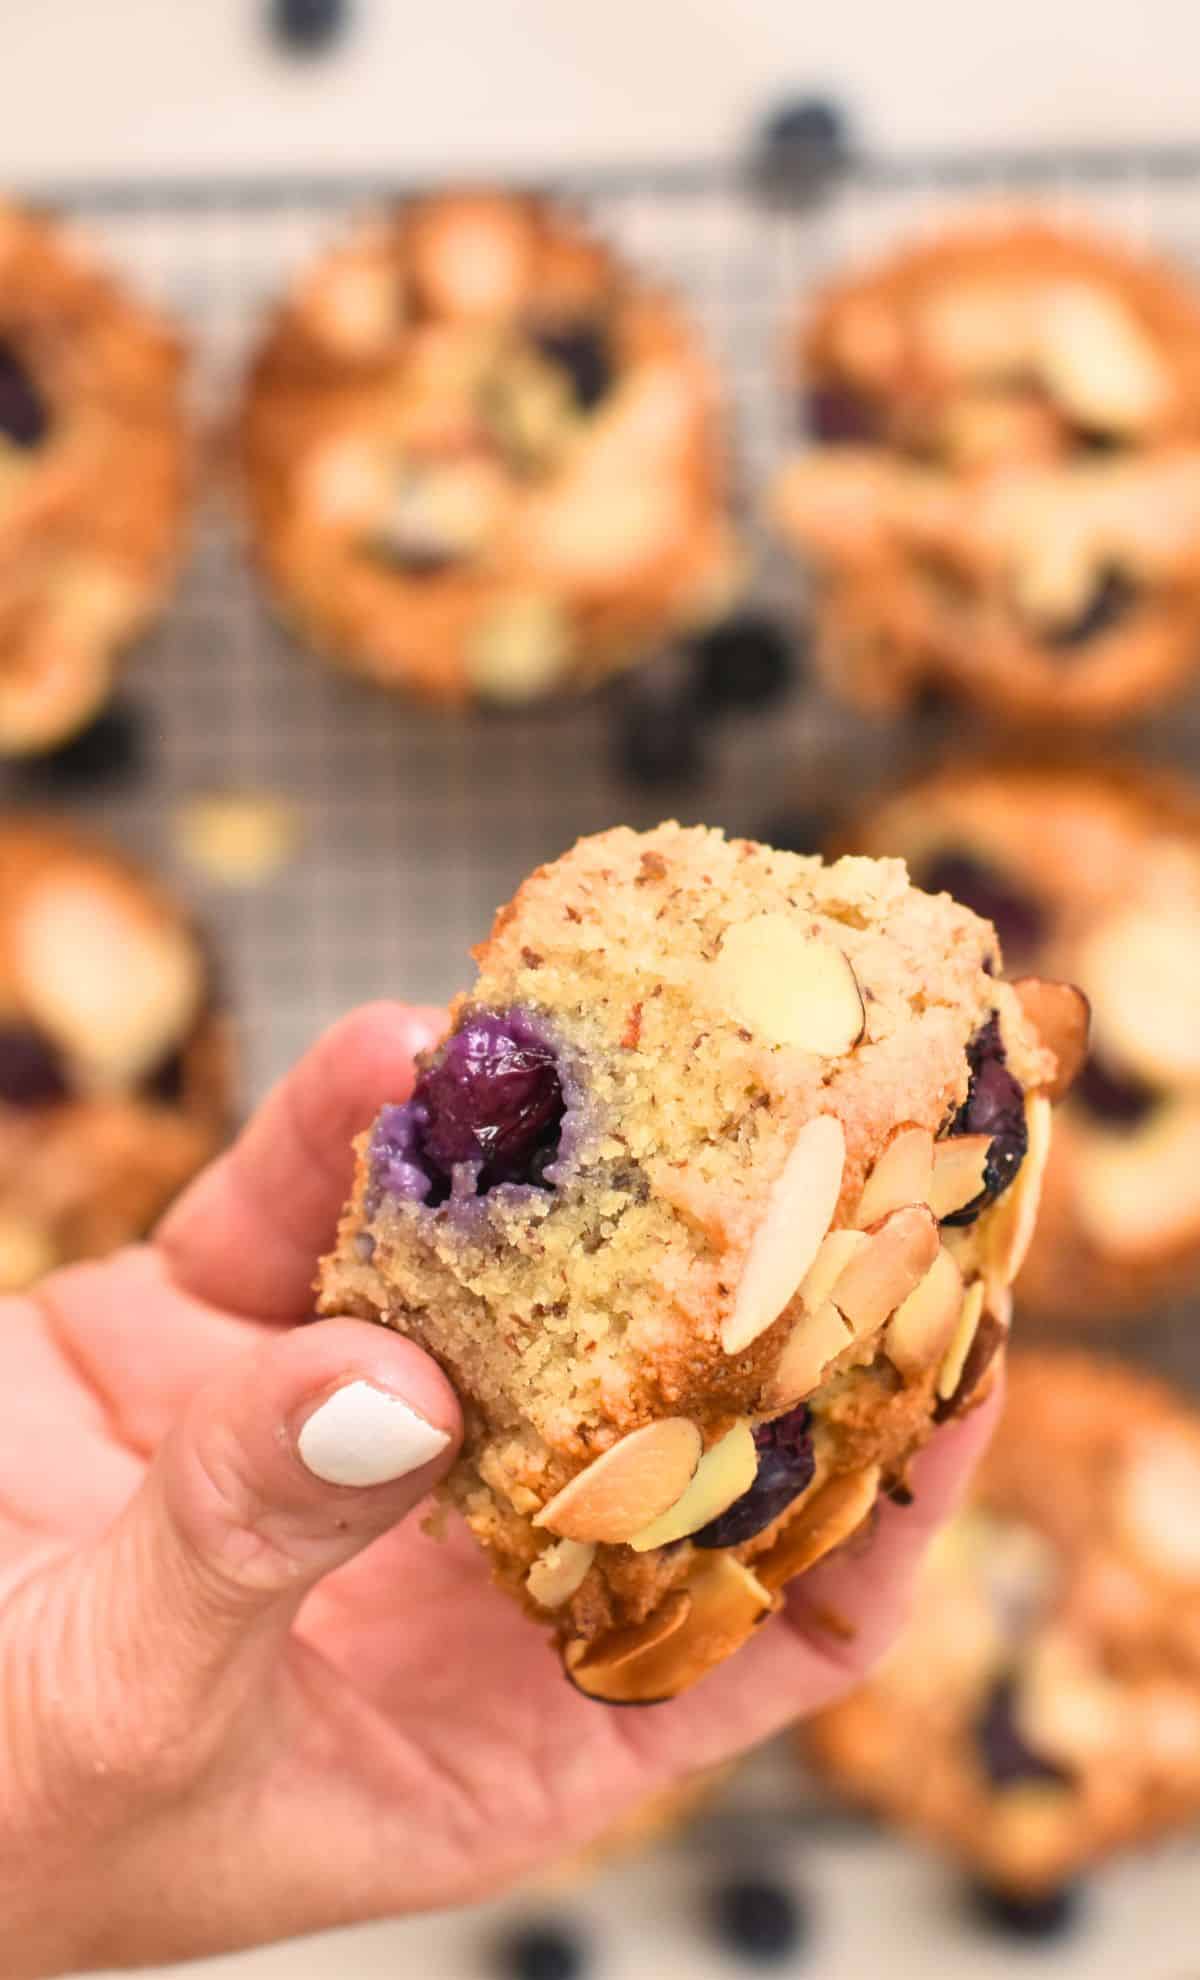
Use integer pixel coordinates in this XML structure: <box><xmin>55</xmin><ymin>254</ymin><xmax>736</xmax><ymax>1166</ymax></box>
<box><xmin>808</xmin><ymin>1353</ymin><xmax>1200</xmax><ymax>1897</ymax></box>
<box><xmin>847</xmin><ymin>759</ymin><xmax>1200</xmax><ymax>1323</ymax></box>
<box><xmin>0</xmin><ymin>204</ymin><xmax>187</xmax><ymax>753</ymax></box>
<box><xmin>239</xmin><ymin>190</ymin><xmax>739</xmax><ymax>707</ymax></box>
<box><xmin>0</xmin><ymin>820</ymin><xmax>231</xmax><ymax>1291</ymax></box>
<box><xmin>772</xmin><ymin>217</ymin><xmax>1200</xmax><ymax>726</ymax></box>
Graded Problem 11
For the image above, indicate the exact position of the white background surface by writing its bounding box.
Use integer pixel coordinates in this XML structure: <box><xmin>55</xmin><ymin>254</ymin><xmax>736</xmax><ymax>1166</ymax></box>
<box><xmin>3</xmin><ymin>0</ymin><xmax>1199</xmax><ymax>184</ymax></box>
<box><xmin>16</xmin><ymin>4</ymin><xmax>1200</xmax><ymax>1976</ymax></box>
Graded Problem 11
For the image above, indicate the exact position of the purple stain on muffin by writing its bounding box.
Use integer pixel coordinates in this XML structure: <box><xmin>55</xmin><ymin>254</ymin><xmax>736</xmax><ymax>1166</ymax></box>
<box><xmin>806</xmin><ymin>383</ymin><xmax>880</xmax><ymax>445</ymax></box>
<box><xmin>918</xmin><ymin>851</ymin><xmax>1047</xmax><ymax>963</ymax></box>
<box><xmin>941</xmin><ymin>1015</ymin><xmax>1028</xmax><ymax>1227</ymax></box>
<box><xmin>0</xmin><ymin>1023</ymin><xmax>70</xmax><ymax>1108</ymax></box>
<box><xmin>0</xmin><ymin>343</ymin><xmax>49</xmax><ymax>450</ymax></box>
<box><xmin>692</xmin><ymin>1404</ymin><xmax>816</xmax><ymax>1549</ymax></box>
<box><xmin>370</xmin><ymin>1008</ymin><xmax>570</xmax><ymax>1208</ymax></box>
<box><xmin>531</xmin><ymin>321</ymin><xmax>613</xmax><ymax>412</ymax></box>
<box><xmin>974</xmin><ymin>1672</ymin><xmax>1073</xmax><ymax>1791</ymax></box>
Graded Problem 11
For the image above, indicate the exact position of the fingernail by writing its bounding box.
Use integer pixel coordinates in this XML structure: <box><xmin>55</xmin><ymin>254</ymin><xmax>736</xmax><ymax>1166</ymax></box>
<box><xmin>297</xmin><ymin>1380</ymin><xmax>451</xmax><ymax>1487</ymax></box>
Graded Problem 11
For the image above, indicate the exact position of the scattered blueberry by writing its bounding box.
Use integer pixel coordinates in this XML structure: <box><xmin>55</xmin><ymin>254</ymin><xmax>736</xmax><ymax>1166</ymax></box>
<box><xmin>269</xmin><ymin>0</ymin><xmax>350</xmax><ymax>52</ymax></box>
<box><xmin>373</xmin><ymin>1010</ymin><xmax>564</xmax><ymax>1206</ymax></box>
<box><xmin>918</xmin><ymin>851</ymin><xmax>1047</xmax><ymax>962</ymax></box>
<box><xmin>1074</xmin><ymin>1053</ymin><xmax>1158</xmax><ymax>1128</ymax></box>
<box><xmin>612</xmin><ymin>655</ymin><xmax>705</xmax><ymax>787</ymax></box>
<box><xmin>806</xmin><ymin>384</ymin><xmax>880</xmax><ymax>445</ymax></box>
<box><xmin>756</xmin><ymin>95</ymin><xmax>851</xmax><ymax>199</ymax></box>
<box><xmin>691</xmin><ymin>613</ymin><xmax>797</xmax><ymax>714</ymax></box>
<box><xmin>531</xmin><ymin>322</ymin><xmax>613</xmax><ymax>413</ymax></box>
<box><xmin>0</xmin><ymin>1024</ymin><xmax>69</xmax><ymax>1108</ymax></box>
<box><xmin>0</xmin><ymin>342</ymin><xmax>48</xmax><ymax>450</ymax></box>
<box><xmin>759</xmin><ymin>808</ymin><xmax>835</xmax><ymax>857</ymax></box>
<box><xmin>1042</xmin><ymin>568</ymin><xmax>1138</xmax><ymax>650</ymax></box>
<box><xmin>969</xmin><ymin>1879</ymin><xmax>1084</xmax><ymax>1943</ymax></box>
<box><xmin>941</xmin><ymin>1015</ymin><xmax>1028</xmax><ymax>1226</ymax></box>
<box><xmin>974</xmin><ymin>1673</ymin><xmax>1073</xmax><ymax>1792</ymax></box>
<box><xmin>693</xmin><ymin>1404</ymin><xmax>815</xmax><ymax>1548</ymax></box>
<box><xmin>16</xmin><ymin>699</ymin><xmax>148</xmax><ymax>790</ymax></box>
<box><xmin>495</xmin><ymin>1918</ymin><xmax>587</xmax><ymax>1980</ymax></box>
<box><xmin>712</xmin><ymin>1875</ymin><xmax>809</xmax><ymax>1964</ymax></box>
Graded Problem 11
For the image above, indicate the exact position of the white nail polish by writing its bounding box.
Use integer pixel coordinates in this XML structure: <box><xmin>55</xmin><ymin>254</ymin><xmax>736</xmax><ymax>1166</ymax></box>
<box><xmin>298</xmin><ymin>1381</ymin><xmax>451</xmax><ymax>1488</ymax></box>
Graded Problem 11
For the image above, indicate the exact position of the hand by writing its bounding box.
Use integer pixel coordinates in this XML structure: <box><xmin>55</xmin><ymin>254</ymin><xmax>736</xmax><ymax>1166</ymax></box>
<box><xmin>0</xmin><ymin>1003</ymin><xmax>998</xmax><ymax>1977</ymax></box>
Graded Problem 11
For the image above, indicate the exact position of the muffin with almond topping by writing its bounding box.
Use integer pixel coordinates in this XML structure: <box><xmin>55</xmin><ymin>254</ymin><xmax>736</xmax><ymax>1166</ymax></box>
<box><xmin>239</xmin><ymin>192</ymin><xmax>738</xmax><ymax>706</ymax></box>
<box><xmin>319</xmin><ymin>821</ymin><xmax>1078</xmax><ymax>1702</ymax></box>
<box><xmin>850</xmin><ymin>760</ymin><xmax>1200</xmax><ymax>1321</ymax></box>
<box><xmin>772</xmin><ymin>217</ymin><xmax>1200</xmax><ymax>725</ymax></box>
<box><xmin>0</xmin><ymin>819</ymin><xmax>231</xmax><ymax>1289</ymax></box>
<box><xmin>0</xmin><ymin>203</ymin><xmax>187</xmax><ymax>752</ymax></box>
<box><xmin>809</xmin><ymin>1353</ymin><xmax>1200</xmax><ymax>1896</ymax></box>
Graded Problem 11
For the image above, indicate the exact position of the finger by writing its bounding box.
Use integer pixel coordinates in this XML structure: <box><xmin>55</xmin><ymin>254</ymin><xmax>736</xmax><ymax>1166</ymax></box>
<box><xmin>66</xmin><ymin>1318</ymin><xmax>461</xmax><ymax>1753</ymax></box>
<box><xmin>157</xmin><ymin>1002</ymin><xmax>444</xmax><ymax>1319</ymax></box>
<box><xmin>785</xmin><ymin>1377</ymin><xmax>1004</xmax><ymax>1675</ymax></box>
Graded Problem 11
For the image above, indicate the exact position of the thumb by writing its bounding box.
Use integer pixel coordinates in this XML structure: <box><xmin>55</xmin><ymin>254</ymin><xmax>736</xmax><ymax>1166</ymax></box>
<box><xmin>83</xmin><ymin>1317</ymin><xmax>462</xmax><ymax>1723</ymax></box>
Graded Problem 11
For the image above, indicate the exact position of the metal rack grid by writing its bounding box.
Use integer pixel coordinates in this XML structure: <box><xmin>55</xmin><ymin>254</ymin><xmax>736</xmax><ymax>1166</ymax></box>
<box><xmin>17</xmin><ymin>148</ymin><xmax>1200</xmax><ymax>1116</ymax></box>
<box><xmin>27</xmin><ymin>148</ymin><xmax>1200</xmax><ymax>1979</ymax></box>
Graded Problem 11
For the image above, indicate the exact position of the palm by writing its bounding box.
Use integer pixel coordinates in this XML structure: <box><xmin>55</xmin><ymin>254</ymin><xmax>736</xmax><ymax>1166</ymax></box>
<box><xmin>0</xmin><ymin>1007</ymin><xmax>995</xmax><ymax>1965</ymax></box>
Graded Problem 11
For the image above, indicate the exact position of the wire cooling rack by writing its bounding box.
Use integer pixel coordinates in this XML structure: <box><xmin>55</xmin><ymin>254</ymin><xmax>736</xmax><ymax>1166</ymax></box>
<box><xmin>14</xmin><ymin>145</ymin><xmax>1200</xmax><ymax>1114</ymax></box>
<box><xmin>27</xmin><ymin>144</ymin><xmax>1200</xmax><ymax>1980</ymax></box>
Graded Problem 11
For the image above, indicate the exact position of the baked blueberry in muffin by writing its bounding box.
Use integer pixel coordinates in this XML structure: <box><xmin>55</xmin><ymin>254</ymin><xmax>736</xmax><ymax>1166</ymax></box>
<box><xmin>809</xmin><ymin>1354</ymin><xmax>1200</xmax><ymax>1895</ymax></box>
<box><xmin>240</xmin><ymin>192</ymin><xmax>739</xmax><ymax>706</ymax></box>
<box><xmin>772</xmin><ymin>217</ymin><xmax>1200</xmax><ymax>725</ymax></box>
<box><xmin>0</xmin><ymin>205</ymin><xmax>187</xmax><ymax>753</ymax></box>
<box><xmin>848</xmin><ymin>760</ymin><xmax>1200</xmax><ymax>1322</ymax></box>
<box><xmin>0</xmin><ymin>819</ymin><xmax>231</xmax><ymax>1289</ymax></box>
<box><xmin>320</xmin><ymin>822</ymin><xmax>1080</xmax><ymax>1701</ymax></box>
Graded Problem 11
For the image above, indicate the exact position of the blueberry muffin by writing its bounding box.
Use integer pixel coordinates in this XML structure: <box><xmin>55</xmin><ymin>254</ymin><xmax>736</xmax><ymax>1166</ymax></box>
<box><xmin>0</xmin><ymin>820</ymin><xmax>231</xmax><ymax>1289</ymax></box>
<box><xmin>319</xmin><ymin>822</ymin><xmax>1080</xmax><ymax>1702</ymax></box>
<box><xmin>809</xmin><ymin>1353</ymin><xmax>1200</xmax><ymax>1895</ymax></box>
<box><xmin>772</xmin><ymin>218</ymin><xmax>1200</xmax><ymax>725</ymax></box>
<box><xmin>849</xmin><ymin>761</ymin><xmax>1200</xmax><ymax>1322</ymax></box>
<box><xmin>240</xmin><ymin>192</ymin><xmax>739</xmax><ymax>706</ymax></box>
<box><xmin>0</xmin><ymin>204</ymin><xmax>187</xmax><ymax>752</ymax></box>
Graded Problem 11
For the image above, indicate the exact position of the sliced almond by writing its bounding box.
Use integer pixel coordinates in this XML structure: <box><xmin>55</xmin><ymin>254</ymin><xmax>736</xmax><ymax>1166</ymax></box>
<box><xmin>721</xmin><ymin>1114</ymin><xmax>845</xmax><ymax>1355</ymax></box>
<box><xmin>1080</xmin><ymin>906</ymin><xmax>1200</xmax><ymax>1088</ymax></box>
<box><xmin>566</xmin><ymin>1557</ymin><xmax>776</xmax><ymax>1704</ymax></box>
<box><xmin>525</xmin><ymin>1539</ymin><xmax>596</xmax><ymax>1610</ymax></box>
<box><xmin>1038</xmin><ymin>281</ymin><xmax>1168</xmax><ymax>433</ymax></box>
<box><xmin>830</xmin><ymin>1205</ymin><xmax>940</xmax><ymax>1339</ymax></box>
<box><xmin>1118</xmin><ymin>1439</ymin><xmax>1200</xmax><ymax>1578</ymax></box>
<box><xmin>533</xmin><ymin>1419</ymin><xmax>702</xmax><ymax>1544</ymax></box>
<box><xmin>936</xmin><ymin>1278</ymin><xmax>986</xmax><ymax>1401</ymax></box>
<box><xmin>1012</xmin><ymin>978</ymin><xmax>1090</xmax><ymax>1101</ymax></box>
<box><xmin>564</xmin><ymin>1590</ymin><xmax>693</xmax><ymax>1700</ymax></box>
<box><xmin>983</xmin><ymin>1094</ymin><xmax>1052</xmax><ymax>1294</ymax></box>
<box><xmin>15</xmin><ymin>881</ymin><xmax>202</xmax><ymax>1090</ymax></box>
<box><xmin>757</xmin><ymin>1465</ymin><xmax>882</xmax><ymax>1591</ymax></box>
<box><xmin>711</xmin><ymin>915</ymin><xmax>865</xmax><ymax>1056</ymax></box>
<box><xmin>467</xmin><ymin>593</ymin><xmax>572</xmax><ymax>703</ymax></box>
<box><xmin>766</xmin><ymin>1300</ymin><xmax>855</xmax><ymax>1409</ymax></box>
<box><xmin>934</xmin><ymin>1301</ymin><xmax>1007</xmax><ymax>1421</ymax></box>
<box><xmin>175</xmin><ymin>792</ymin><xmax>302</xmax><ymax>890</ymax></box>
<box><xmin>884</xmin><ymin>1245</ymin><xmax>965</xmax><ymax>1378</ymax></box>
<box><xmin>1075</xmin><ymin>1098</ymin><xmax>1200</xmax><ymax>1256</ymax></box>
<box><xmin>629</xmin><ymin>1421</ymin><xmax>759</xmax><ymax>1553</ymax></box>
<box><xmin>929</xmin><ymin>1135</ymin><xmax>991</xmax><ymax>1220</ymax></box>
<box><xmin>800</xmin><ymin>1228</ymin><xmax>871</xmax><ymax>1312</ymax></box>
<box><xmin>853</xmin><ymin>1125</ymin><xmax>934</xmax><ymax>1229</ymax></box>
